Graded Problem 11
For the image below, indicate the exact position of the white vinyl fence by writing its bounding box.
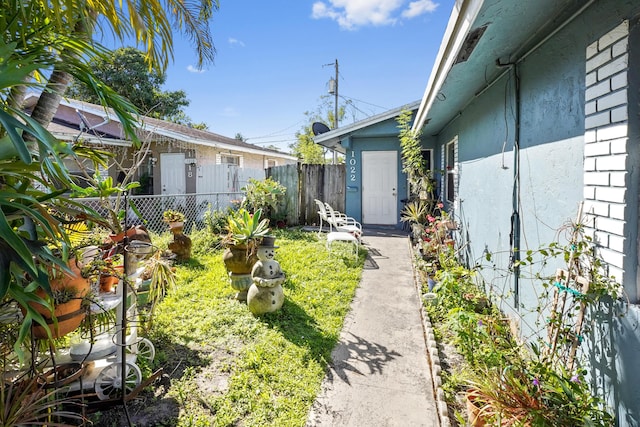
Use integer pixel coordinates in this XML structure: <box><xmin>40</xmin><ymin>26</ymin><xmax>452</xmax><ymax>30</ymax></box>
<box><xmin>197</xmin><ymin>165</ymin><xmax>265</xmax><ymax>193</ymax></box>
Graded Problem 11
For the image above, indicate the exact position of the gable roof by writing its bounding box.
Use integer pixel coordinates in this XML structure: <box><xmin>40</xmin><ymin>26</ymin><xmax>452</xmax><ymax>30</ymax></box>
<box><xmin>24</xmin><ymin>94</ymin><xmax>297</xmax><ymax>160</ymax></box>
<box><xmin>314</xmin><ymin>100</ymin><xmax>421</xmax><ymax>153</ymax></box>
<box><xmin>412</xmin><ymin>0</ymin><xmax>600</xmax><ymax>136</ymax></box>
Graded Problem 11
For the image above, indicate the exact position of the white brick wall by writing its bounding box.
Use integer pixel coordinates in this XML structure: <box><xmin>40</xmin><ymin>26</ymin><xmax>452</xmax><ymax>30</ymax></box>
<box><xmin>583</xmin><ymin>21</ymin><xmax>629</xmax><ymax>281</ymax></box>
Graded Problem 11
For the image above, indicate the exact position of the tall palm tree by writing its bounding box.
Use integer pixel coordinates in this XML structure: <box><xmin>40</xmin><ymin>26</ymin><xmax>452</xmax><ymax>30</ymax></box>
<box><xmin>23</xmin><ymin>0</ymin><xmax>218</xmax><ymax>131</ymax></box>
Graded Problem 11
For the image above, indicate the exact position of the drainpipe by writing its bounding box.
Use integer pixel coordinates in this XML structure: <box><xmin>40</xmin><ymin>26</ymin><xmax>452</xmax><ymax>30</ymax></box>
<box><xmin>511</xmin><ymin>64</ymin><xmax>521</xmax><ymax>307</ymax></box>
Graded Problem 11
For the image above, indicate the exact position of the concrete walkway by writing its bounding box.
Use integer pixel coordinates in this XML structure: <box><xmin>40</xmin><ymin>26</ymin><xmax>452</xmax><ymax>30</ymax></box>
<box><xmin>307</xmin><ymin>229</ymin><xmax>439</xmax><ymax>427</ymax></box>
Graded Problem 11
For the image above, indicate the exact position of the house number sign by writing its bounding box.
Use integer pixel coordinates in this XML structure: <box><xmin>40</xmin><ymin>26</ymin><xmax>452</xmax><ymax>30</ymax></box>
<box><xmin>349</xmin><ymin>150</ymin><xmax>356</xmax><ymax>182</ymax></box>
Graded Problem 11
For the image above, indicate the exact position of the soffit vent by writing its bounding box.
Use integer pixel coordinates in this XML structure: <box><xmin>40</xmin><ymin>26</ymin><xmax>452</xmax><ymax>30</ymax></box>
<box><xmin>454</xmin><ymin>25</ymin><xmax>487</xmax><ymax>64</ymax></box>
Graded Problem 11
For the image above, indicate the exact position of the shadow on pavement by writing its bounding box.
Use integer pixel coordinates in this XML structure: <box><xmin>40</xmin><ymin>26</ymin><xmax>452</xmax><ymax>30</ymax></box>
<box><xmin>325</xmin><ymin>332</ymin><xmax>401</xmax><ymax>385</ymax></box>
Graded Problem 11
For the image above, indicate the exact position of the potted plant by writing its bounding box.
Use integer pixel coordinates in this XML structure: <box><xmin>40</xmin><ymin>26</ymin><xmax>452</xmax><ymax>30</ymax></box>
<box><xmin>222</xmin><ymin>208</ymin><xmax>270</xmax><ymax>301</ymax></box>
<box><xmin>137</xmin><ymin>251</ymin><xmax>176</xmax><ymax>328</ymax></box>
<box><xmin>222</xmin><ymin>208</ymin><xmax>270</xmax><ymax>272</ymax></box>
<box><xmin>163</xmin><ymin>210</ymin><xmax>186</xmax><ymax>233</ymax></box>
<box><xmin>70</xmin><ymin>171</ymin><xmax>141</xmax><ymax>237</ymax></box>
<box><xmin>26</xmin><ymin>258</ymin><xmax>91</xmax><ymax>340</ymax></box>
<box><xmin>465</xmin><ymin>359</ymin><xmax>613</xmax><ymax>427</ymax></box>
<box><xmin>81</xmin><ymin>255</ymin><xmax>123</xmax><ymax>294</ymax></box>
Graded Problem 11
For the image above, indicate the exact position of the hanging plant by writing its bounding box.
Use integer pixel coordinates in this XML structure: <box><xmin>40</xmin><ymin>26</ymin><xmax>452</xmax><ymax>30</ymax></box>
<box><xmin>397</xmin><ymin>109</ymin><xmax>435</xmax><ymax>198</ymax></box>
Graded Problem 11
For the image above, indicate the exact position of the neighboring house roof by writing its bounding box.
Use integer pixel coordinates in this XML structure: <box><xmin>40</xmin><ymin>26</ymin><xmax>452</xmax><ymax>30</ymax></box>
<box><xmin>23</xmin><ymin>94</ymin><xmax>298</xmax><ymax>161</ymax></box>
<box><xmin>314</xmin><ymin>100</ymin><xmax>421</xmax><ymax>153</ymax></box>
<box><xmin>413</xmin><ymin>0</ymin><xmax>596</xmax><ymax>136</ymax></box>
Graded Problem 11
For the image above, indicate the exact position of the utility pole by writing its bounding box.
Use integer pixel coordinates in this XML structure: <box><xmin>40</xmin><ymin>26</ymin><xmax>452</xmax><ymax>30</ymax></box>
<box><xmin>327</xmin><ymin>59</ymin><xmax>339</xmax><ymax>164</ymax></box>
<box><xmin>332</xmin><ymin>59</ymin><xmax>338</xmax><ymax>130</ymax></box>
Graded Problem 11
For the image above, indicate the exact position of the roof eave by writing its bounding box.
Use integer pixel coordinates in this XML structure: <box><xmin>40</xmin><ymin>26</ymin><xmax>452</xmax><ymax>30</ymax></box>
<box><xmin>412</xmin><ymin>0</ymin><xmax>485</xmax><ymax>132</ymax></box>
<box><xmin>53</xmin><ymin>132</ymin><xmax>133</xmax><ymax>147</ymax></box>
<box><xmin>37</xmin><ymin>96</ymin><xmax>296</xmax><ymax>159</ymax></box>
<box><xmin>315</xmin><ymin>100</ymin><xmax>421</xmax><ymax>152</ymax></box>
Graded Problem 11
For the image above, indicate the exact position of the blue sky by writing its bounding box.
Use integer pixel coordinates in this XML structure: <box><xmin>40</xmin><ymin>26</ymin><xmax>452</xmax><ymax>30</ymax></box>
<box><xmin>152</xmin><ymin>0</ymin><xmax>454</xmax><ymax>152</ymax></box>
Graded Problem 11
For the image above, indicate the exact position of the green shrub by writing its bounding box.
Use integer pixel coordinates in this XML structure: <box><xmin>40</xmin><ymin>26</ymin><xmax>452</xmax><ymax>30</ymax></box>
<box><xmin>202</xmin><ymin>204</ymin><xmax>233</xmax><ymax>236</ymax></box>
<box><xmin>241</xmin><ymin>177</ymin><xmax>286</xmax><ymax>221</ymax></box>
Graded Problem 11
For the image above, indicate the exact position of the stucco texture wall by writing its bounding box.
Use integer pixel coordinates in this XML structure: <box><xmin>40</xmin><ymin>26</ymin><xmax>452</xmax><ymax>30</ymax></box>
<box><xmin>344</xmin><ymin>120</ymin><xmax>410</xmax><ymax>225</ymax></box>
<box><xmin>435</xmin><ymin>2</ymin><xmax>640</xmax><ymax>423</ymax></box>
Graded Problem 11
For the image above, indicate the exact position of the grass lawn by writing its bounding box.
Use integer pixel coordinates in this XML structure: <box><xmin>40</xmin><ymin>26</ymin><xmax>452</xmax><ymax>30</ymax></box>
<box><xmin>92</xmin><ymin>228</ymin><xmax>365</xmax><ymax>426</ymax></box>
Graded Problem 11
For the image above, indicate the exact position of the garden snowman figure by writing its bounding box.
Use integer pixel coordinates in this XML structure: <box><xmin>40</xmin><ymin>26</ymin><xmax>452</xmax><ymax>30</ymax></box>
<box><xmin>247</xmin><ymin>236</ymin><xmax>285</xmax><ymax>315</ymax></box>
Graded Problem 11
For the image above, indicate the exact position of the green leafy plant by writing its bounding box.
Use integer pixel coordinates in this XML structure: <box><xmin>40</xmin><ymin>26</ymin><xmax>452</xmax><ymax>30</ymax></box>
<box><xmin>413</xmin><ymin>203</ymin><xmax>456</xmax><ymax>262</ymax></box>
<box><xmin>400</xmin><ymin>199</ymin><xmax>429</xmax><ymax>225</ymax></box>
<box><xmin>397</xmin><ymin>109</ymin><xmax>435</xmax><ymax>198</ymax></box>
<box><xmin>224</xmin><ymin>208</ymin><xmax>270</xmax><ymax>253</ymax></box>
<box><xmin>241</xmin><ymin>177</ymin><xmax>286</xmax><ymax>220</ymax></box>
<box><xmin>80</xmin><ymin>256</ymin><xmax>121</xmax><ymax>279</ymax></box>
<box><xmin>467</xmin><ymin>357</ymin><xmax>613</xmax><ymax>426</ymax></box>
<box><xmin>139</xmin><ymin>251</ymin><xmax>176</xmax><ymax>329</ymax></box>
<box><xmin>420</xmin><ymin>213</ymin><xmax>618</xmax><ymax>425</ymax></box>
<box><xmin>0</xmin><ymin>374</ymin><xmax>85</xmax><ymax>426</ymax></box>
<box><xmin>162</xmin><ymin>209</ymin><xmax>186</xmax><ymax>223</ymax></box>
<box><xmin>70</xmin><ymin>171</ymin><xmax>141</xmax><ymax>235</ymax></box>
<box><xmin>202</xmin><ymin>204</ymin><xmax>232</xmax><ymax>235</ymax></box>
<box><xmin>49</xmin><ymin>287</ymin><xmax>81</xmax><ymax>305</ymax></box>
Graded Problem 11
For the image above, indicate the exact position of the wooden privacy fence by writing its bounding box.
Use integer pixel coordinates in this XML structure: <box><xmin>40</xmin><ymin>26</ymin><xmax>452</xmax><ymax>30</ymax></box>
<box><xmin>268</xmin><ymin>163</ymin><xmax>345</xmax><ymax>226</ymax></box>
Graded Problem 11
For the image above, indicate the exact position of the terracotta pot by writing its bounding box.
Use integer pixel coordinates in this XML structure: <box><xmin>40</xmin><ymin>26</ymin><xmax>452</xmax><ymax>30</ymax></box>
<box><xmin>30</xmin><ymin>299</ymin><xmax>85</xmax><ymax>339</ymax></box>
<box><xmin>38</xmin><ymin>362</ymin><xmax>87</xmax><ymax>389</ymax></box>
<box><xmin>466</xmin><ymin>391</ymin><xmax>486</xmax><ymax>427</ymax></box>
<box><xmin>168</xmin><ymin>221</ymin><xmax>184</xmax><ymax>234</ymax></box>
<box><xmin>49</xmin><ymin>259</ymin><xmax>90</xmax><ymax>296</ymax></box>
<box><xmin>443</xmin><ymin>220</ymin><xmax>458</xmax><ymax>230</ymax></box>
<box><xmin>108</xmin><ymin>226</ymin><xmax>146</xmax><ymax>244</ymax></box>
<box><xmin>27</xmin><ymin>259</ymin><xmax>90</xmax><ymax>339</ymax></box>
<box><xmin>99</xmin><ymin>275</ymin><xmax>119</xmax><ymax>293</ymax></box>
<box><xmin>101</xmin><ymin>264</ymin><xmax>123</xmax><ymax>293</ymax></box>
<box><xmin>222</xmin><ymin>245</ymin><xmax>258</xmax><ymax>274</ymax></box>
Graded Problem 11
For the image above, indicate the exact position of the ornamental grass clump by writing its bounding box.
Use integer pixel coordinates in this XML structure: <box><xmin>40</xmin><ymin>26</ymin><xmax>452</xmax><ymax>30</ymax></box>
<box><xmin>467</xmin><ymin>350</ymin><xmax>613</xmax><ymax>426</ymax></box>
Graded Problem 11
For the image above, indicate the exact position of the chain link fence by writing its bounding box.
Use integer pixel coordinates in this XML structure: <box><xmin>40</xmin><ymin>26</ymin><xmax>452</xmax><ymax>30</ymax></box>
<box><xmin>76</xmin><ymin>192</ymin><xmax>245</xmax><ymax>234</ymax></box>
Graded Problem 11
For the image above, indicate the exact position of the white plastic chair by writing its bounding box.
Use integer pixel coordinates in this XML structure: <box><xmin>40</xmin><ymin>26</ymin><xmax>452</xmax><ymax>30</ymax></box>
<box><xmin>324</xmin><ymin>203</ymin><xmax>362</xmax><ymax>240</ymax></box>
<box><xmin>315</xmin><ymin>199</ymin><xmax>331</xmax><ymax>236</ymax></box>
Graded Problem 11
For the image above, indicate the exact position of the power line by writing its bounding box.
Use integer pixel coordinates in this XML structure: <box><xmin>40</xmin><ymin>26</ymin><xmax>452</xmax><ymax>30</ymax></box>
<box><xmin>250</xmin><ymin>138</ymin><xmax>298</xmax><ymax>145</ymax></box>
<box><xmin>340</xmin><ymin>96</ymin><xmax>372</xmax><ymax>118</ymax></box>
<box><xmin>245</xmin><ymin>120</ymin><xmax>305</xmax><ymax>141</ymax></box>
<box><xmin>339</xmin><ymin>94</ymin><xmax>388</xmax><ymax>111</ymax></box>
<box><xmin>244</xmin><ymin>94</ymin><xmax>388</xmax><ymax>145</ymax></box>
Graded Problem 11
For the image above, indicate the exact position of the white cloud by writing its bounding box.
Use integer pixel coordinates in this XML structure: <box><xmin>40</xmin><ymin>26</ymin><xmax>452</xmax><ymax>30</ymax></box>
<box><xmin>228</xmin><ymin>37</ymin><xmax>246</xmax><ymax>47</ymax></box>
<box><xmin>402</xmin><ymin>0</ymin><xmax>438</xmax><ymax>18</ymax></box>
<box><xmin>312</xmin><ymin>0</ymin><xmax>438</xmax><ymax>30</ymax></box>
<box><xmin>187</xmin><ymin>65</ymin><xmax>206</xmax><ymax>73</ymax></box>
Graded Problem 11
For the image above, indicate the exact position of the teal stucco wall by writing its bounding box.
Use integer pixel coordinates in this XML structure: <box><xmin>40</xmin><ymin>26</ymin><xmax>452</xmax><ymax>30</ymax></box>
<box><xmin>342</xmin><ymin>118</ymin><xmax>411</xmax><ymax>227</ymax></box>
<box><xmin>434</xmin><ymin>2</ymin><xmax>640</xmax><ymax>424</ymax></box>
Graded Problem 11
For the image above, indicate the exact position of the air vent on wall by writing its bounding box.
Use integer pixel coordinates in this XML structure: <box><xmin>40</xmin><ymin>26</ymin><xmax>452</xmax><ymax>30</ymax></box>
<box><xmin>454</xmin><ymin>25</ymin><xmax>487</xmax><ymax>64</ymax></box>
